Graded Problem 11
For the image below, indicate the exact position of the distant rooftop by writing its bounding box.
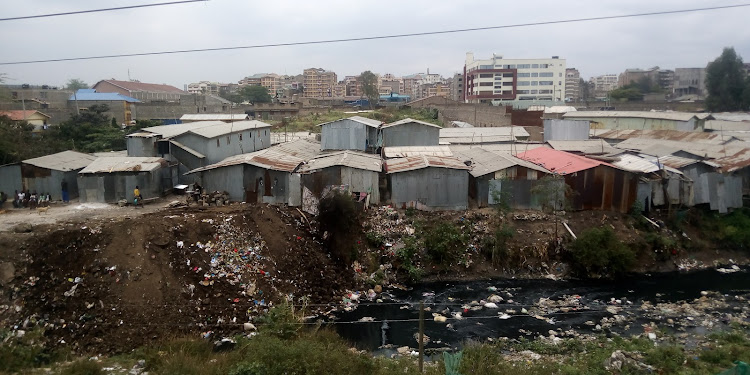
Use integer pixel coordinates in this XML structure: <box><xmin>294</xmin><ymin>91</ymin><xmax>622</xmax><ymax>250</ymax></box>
<box><xmin>23</xmin><ymin>150</ymin><xmax>97</xmax><ymax>171</ymax></box>
<box><xmin>94</xmin><ymin>79</ymin><xmax>185</xmax><ymax>94</ymax></box>
<box><xmin>69</xmin><ymin>89</ymin><xmax>140</xmax><ymax>103</ymax></box>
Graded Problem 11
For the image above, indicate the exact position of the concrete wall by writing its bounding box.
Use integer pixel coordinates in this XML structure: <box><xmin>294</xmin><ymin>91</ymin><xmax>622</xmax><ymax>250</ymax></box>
<box><xmin>389</xmin><ymin>167</ymin><xmax>468</xmax><ymax>210</ymax></box>
<box><xmin>543</xmin><ymin>119</ymin><xmax>590</xmax><ymax>141</ymax></box>
<box><xmin>78</xmin><ymin>169</ymin><xmax>163</xmax><ymax>203</ymax></box>
<box><xmin>581</xmin><ymin>117</ymin><xmax>699</xmax><ymax>131</ymax></box>
<box><xmin>407</xmin><ymin>96</ymin><xmax>511</xmax><ymax>127</ymax></box>
<box><xmin>320</xmin><ymin>119</ymin><xmax>377</xmax><ymax>151</ymax></box>
<box><xmin>381</xmin><ymin>122</ymin><xmax>440</xmax><ymax>147</ymax></box>
<box><xmin>0</xmin><ymin>164</ymin><xmax>22</xmax><ymax>197</ymax></box>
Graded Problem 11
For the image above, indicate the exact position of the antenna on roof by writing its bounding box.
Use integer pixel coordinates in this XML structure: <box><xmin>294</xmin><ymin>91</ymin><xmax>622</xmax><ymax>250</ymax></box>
<box><xmin>128</xmin><ymin>69</ymin><xmax>131</xmax><ymax>81</ymax></box>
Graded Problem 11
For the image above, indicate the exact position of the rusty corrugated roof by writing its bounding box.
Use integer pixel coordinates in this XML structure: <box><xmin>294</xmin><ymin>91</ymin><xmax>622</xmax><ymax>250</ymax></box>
<box><xmin>384</xmin><ymin>155</ymin><xmax>470</xmax><ymax>174</ymax></box>
<box><xmin>516</xmin><ymin>147</ymin><xmax>612</xmax><ymax>174</ymax></box>
<box><xmin>595</xmin><ymin>129</ymin><xmax>735</xmax><ymax>144</ymax></box>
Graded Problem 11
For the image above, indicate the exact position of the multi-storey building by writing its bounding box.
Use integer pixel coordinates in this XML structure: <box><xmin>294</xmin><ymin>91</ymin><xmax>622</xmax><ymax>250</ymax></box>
<box><xmin>187</xmin><ymin>81</ymin><xmax>220</xmax><ymax>95</ymax></box>
<box><xmin>332</xmin><ymin>82</ymin><xmax>346</xmax><ymax>98</ymax></box>
<box><xmin>450</xmin><ymin>73</ymin><xmax>464</xmax><ymax>102</ymax></box>
<box><xmin>344</xmin><ymin>76</ymin><xmax>362</xmax><ymax>97</ymax></box>
<box><xmin>590</xmin><ymin>74</ymin><xmax>619</xmax><ymax>98</ymax></box>
<box><xmin>673</xmin><ymin>68</ymin><xmax>707</xmax><ymax>98</ymax></box>
<box><xmin>416</xmin><ymin>82</ymin><xmax>451</xmax><ymax>99</ymax></box>
<box><xmin>303</xmin><ymin>68</ymin><xmax>337</xmax><ymax>98</ymax></box>
<box><xmin>463</xmin><ymin>53</ymin><xmax>566</xmax><ymax>103</ymax></box>
<box><xmin>239</xmin><ymin>73</ymin><xmax>281</xmax><ymax>95</ymax></box>
<box><xmin>564</xmin><ymin>68</ymin><xmax>581</xmax><ymax>102</ymax></box>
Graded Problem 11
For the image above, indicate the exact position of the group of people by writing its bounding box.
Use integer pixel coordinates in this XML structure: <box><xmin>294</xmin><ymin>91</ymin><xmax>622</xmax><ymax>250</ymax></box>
<box><xmin>7</xmin><ymin>190</ymin><xmax>51</xmax><ymax>209</ymax></box>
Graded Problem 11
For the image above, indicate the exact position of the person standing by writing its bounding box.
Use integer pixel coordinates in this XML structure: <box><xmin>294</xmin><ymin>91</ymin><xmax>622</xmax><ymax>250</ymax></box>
<box><xmin>61</xmin><ymin>179</ymin><xmax>69</xmax><ymax>203</ymax></box>
<box><xmin>133</xmin><ymin>185</ymin><xmax>143</xmax><ymax>208</ymax></box>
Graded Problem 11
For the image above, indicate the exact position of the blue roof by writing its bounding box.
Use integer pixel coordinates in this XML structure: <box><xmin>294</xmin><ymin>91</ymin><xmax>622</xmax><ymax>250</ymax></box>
<box><xmin>69</xmin><ymin>89</ymin><xmax>140</xmax><ymax>103</ymax></box>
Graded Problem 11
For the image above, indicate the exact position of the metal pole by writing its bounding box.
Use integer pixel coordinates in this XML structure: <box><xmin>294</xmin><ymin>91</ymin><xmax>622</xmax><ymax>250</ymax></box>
<box><xmin>418</xmin><ymin>300</ymin><xmax>424</xmax><ymax>373</ymax></box>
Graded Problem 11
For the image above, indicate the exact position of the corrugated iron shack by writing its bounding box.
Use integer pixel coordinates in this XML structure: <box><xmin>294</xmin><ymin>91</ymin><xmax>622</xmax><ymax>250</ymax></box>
<box><xmin>78</xmin><ymin>157</ymin><xmax>168</xmax><ymax>203</ymax></box>
<box><xmin>318</xmin><ymin>116</ymin><xmax>382</xmax><ymax>152</ymax></box>
<box><xmin>380</xmin><ymin>118</ymin><xmax>441</xmax><ymax>147</ymax></box>
<box><xmin>563</xmin><ymin>111</ymin><xmax>710</xmax><ymax>132</ymax></box>
<box><xmin>516</xmin><ymin>148</ymin><xmax>638</xmax><ymax>213</ymax></box>
<box><xmin>610</xmin><ymin>153</ymin><xmax>693</xmax><ymax>210</ymax></box>
<box><xmin>297</xmin><ymin>151</ymin><xmax>382</xmax><ymax>211</ymax></box>
<box><xmin>384</xmin><ymin>155</ymin><xmax>470</xmax><ymax>211</ymax></box>
<box><xmin>453</xmin><ymin>148</ymin><xmax>551</xmax><ymax>209</ymax></box>
<box><xmin>186</xmin><ymin>139</ymin><xmax>321</xmax><ymax>205</ymax></box>
<box><xmin>439</xmin><ymin>126</ymin><xmax>530</xmax><ymax>144</ymax></box>
<box><xmin>15</xmin><ymin>151</ymin><xmax>98</xmax><ymax>201</ymax></box>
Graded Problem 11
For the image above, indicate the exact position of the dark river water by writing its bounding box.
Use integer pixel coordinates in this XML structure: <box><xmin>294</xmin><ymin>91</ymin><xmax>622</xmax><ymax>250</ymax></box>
<box><xmin>333</xmin><ymin>267</ymin><xmax>750</xmax><ymax>352</ymax></box>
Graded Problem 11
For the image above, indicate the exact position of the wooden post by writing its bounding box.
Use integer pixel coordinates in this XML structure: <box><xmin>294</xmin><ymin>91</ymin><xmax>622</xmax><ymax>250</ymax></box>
<box><xmin>419</xmin><ymin>300</ymin><xmax>424</xmax><ymax>373</ymax></box>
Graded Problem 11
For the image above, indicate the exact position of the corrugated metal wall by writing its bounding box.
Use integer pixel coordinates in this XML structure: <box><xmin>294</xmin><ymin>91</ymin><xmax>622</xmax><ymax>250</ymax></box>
<box><xmin>564</xmin><ymin>165</ymin><xmax>637</xmax><ymax>213</ymax></box>
<box><xmin>389</xmin><ymin>167</ymin><xmax>468</xmax><ymax>210</ymax></box>
<box><xmin>382</xmin><ymin>123</ymin><xmax>440</xmax><ymax>147</ymax></box>
<box><xmin>543</xmin><ymin>119</ymin><xmax>590</xmax><ymax>141</ymax></box>
<box><xmin>0</xmin><ymin>164</ymin><xmax>23</xmax><ymax>197</ymax></box>
<box><xmin>78</xmin><ymin>170</ymin><xmax>163</xmax><ymax>203</ymax></box>
<box><xmin>321</xmin><ymin>119</ymin><xmax>367</xmax><ymax>151</ymax></box>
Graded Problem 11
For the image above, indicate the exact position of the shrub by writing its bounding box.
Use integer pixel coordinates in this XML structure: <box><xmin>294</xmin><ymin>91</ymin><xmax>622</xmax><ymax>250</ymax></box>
<box><xmin>424</xmin><ymin>221</ymin><xmax>467</xmax><ymax>265</ymax></box>
<box><xmin>568</xmin><ymin>227</ymin><xmax>635</xmax><ymax>278</ymax></box>
<box><xmin>229</xmin><ymin>362</ymin><xmax>267</xmax><ymax>375</ymax></box>
<box><xmin>257</xmin><ymin>301</ymin><xmax>301</xmax><ymax>340</ymax></box>
<box><xmin>60</xmin><ymin>360</ymin><xmax>103</xmax><ymax>375</ymax></box>
<box><xmin>481</xmin><ymin>224</ymin><xmax>514</xmax><ymax>266</ymax></box>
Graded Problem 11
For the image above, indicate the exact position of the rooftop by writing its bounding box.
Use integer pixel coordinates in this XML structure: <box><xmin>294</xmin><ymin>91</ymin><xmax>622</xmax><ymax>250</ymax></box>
<box><xmin>382</xmin><ymin>118</ymin><xmax>442</xmax><ymax>129</ymax></box>
<box><xmin>297</xmin><ymin>151</ymin><xmax>382</xmax><ymax>173</ymax></box>
<box><xmin>593</xmin><ymin>129</ymin><xmax>737</xmax><ymax>144</ymax></box>
<box><xmin>439</xmin><ymin>126</ymin><xmax>530</xmax><ymax>144</ymax></box>
<box><xmin>94</xmin><ymin>79</ymin><xmax>185</xmax><ymax>94</ymax></box>
<box><xmin>384</xmin><ymin>155</ymin><xmax>471</xmax><ymax>174</ymax></box>
<box><xmin>516</xmin><ymin>147</ymin><xmax>613</xmax><ymax>174</ymax></box>
<box><xmin>142</xmin><ymin>120</ymin><xmax>272</xmax><ymax>139</ymax></box>
<box><xmin>79</xmin><ymin>157</ymin><xmax>166</xmax><ymax>174</ymax></box>
<box><xmin>180</xmin><ymin>114</ymin><xmax>249</xmax><ymax>121</ymax></box>
<box><xmin>186</xmin><ymin>138</ymin><xmax>322</xmax><ymax>174</ymax></box>
<box><xmin>546</xmin><ymin>139</ymin><xmax>619</xmax><ymax>155</ymax></box>
<box><xmin>563</xmin><ymin>111</ymin><xmax>708</xmax><ymax>122</ymax></box>
<box><xmin>317</xmin><ymin>116</ymin><xmax>383</xmax><ymax>128</ymax></box>
<box><xmin>0</xmin><ymin>110</ymin><xmax>51</xmax><ymax>121</ymax></box>
<box><xmin>383</xmin><ymin>146</ymin><xmax>453</xmax><ymax>158</ymax></box>
<box><xmin>23</xmin><ymin>150</ymin><xmax>97</xmax><ymax>171</ymax></box>
<box><xmin>452</xmin><ymin>148</ymin><xmax>549</xmax><ymax>177</ymax></box>
<box><xmin>69</xmin><ymin>89</ymin><xmax>140</xmax><ymax>103</ymax></box>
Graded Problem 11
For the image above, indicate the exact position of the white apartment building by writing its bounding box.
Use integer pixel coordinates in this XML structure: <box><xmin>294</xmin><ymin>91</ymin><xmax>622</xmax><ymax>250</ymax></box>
<box><xmin>463</xmin><ymin>53</ymin><xmax>566</xmax><ymax>103</ymax></box>
<box><xmin>590</xmin><ymin>74</ymin><xmax>618</xmax><ymax>98</ymax></box>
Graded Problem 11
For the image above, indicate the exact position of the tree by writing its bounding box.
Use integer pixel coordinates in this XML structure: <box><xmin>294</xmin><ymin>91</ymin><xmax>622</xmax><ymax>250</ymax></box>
<box><xmin>52</xmin><ymin>104</ymin><xmax>126</xmax><ymax>152</ymax></box>
<box><xmin>65</xmin><ymin>78</ymin><xmax>89</xmax><ymax>91</ymax></box>
<box><xmin>705</xmin><ymin>47</ymin><xmax>750</xmax><ymax>111</ymax></box>
<box><xmin>359</xmin><ymin>71</ymin><xmax>379</xmax><ymax>108</ymax></box>
<box><xmin>238</xmin><ymin>85</ymin><xmax>272</xmax><ymax>104</ymax></box>
<box><xmin>609</xmin><ymin>86</ymin><xmax>644</xmax><ymax>101</ymax></box>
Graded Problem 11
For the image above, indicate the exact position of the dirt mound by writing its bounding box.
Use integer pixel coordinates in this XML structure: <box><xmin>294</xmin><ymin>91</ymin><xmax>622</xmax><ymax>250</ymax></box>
<box><xmin>1</xmin><ymin>204</ymin><xmax>353</xmax><ymax>353</ymax></box>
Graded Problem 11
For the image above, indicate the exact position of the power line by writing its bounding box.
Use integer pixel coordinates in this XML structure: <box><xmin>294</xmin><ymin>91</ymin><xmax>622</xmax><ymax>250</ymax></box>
<box><xmin>0</xmin><ymin>0</ymin><xmax>208</xmax><ymax>22</ymax></box>
<box><xmin>1</xmin><ymin>3</ymin><xmax>748</xmax><ymax>66</ymax></box>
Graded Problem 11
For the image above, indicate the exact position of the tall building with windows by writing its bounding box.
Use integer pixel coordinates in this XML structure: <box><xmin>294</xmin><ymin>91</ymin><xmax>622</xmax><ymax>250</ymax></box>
<box><xmin>564</xmin><ymin>68</ymin><xmax>581</xmax><ymax>102</ymax></box>
<box><xmin>463</xmin><ymin>53</ymin><xmax>566</xmax><ymax>103</ymax></box>
<box><xmin>303</xmin><ymin>68</ymin><xmax>337</xmax><ymax>98</ymax></box>
<box><xmin>590</xmin><ymin>74</ymin><xmax>619</xmax><ymax>98</ymax></box>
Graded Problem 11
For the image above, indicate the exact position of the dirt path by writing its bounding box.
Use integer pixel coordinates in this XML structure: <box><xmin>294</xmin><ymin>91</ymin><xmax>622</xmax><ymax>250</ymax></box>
<box><xmin>0</xmin><ymin>199</ymin><xmax>175</xmax><ymax>232</ymax></box>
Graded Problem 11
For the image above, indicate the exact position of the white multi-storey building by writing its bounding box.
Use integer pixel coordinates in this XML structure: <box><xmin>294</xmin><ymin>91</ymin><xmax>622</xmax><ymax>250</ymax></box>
<box><xmin>463</xmin><ymin>53</ymin><xmax>566</xmax><ymax>103</ymax></box>
<box><xmin>590</xmin><ymin>74</ymin><xmax>619</xmax><ymax>98</ymax></box>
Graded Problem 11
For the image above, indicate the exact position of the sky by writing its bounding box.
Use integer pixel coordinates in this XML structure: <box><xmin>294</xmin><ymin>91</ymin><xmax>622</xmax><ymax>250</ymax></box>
<box><xmin>1</xmin><ymin>0</ymin><xmax>750</xmax><ymax>89</ymax></box>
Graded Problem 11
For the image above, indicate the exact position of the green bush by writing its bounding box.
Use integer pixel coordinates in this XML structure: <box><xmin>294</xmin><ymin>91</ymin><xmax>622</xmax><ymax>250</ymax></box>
<box><xmin>257</xmin><ymin>302</ymin><xmax>301</xmax><ymax>340</ymax></box>
<box><xmin>229</xmin><ymin>362</ymin><xmax>267</xmax><ymax>375</ymax></box>
<box><xmin>645</xmin><ymin>345</ymin><xmax>686</xmax><ymax>373</ymax></box>
<box><xmin>568</xmin><ymin>227</ymin><xmax>635</xmax><ymax>278</ymax></box>
<box><xmin>0</xmin><ymin>328</ymin><xmax>68</xmax><ymax>373</ymax></box>
<box><xmin>424</xmin><ymin>221</ymin><xmax>467</xmax><ymax>265</ymax></box>
<box><xmin>60</xmin><ymin>359</ymin><xmax>103</xmax><ymax>375</ymax></box>
<box><xmin>365</xmin><ymin>231</ymin><xmax>385</xmax><ymax>248</ymax></box>
<box><xmin>481</xmin><ymin>225</ymin><xmax>514</xmax><ymax>266</ymax></box>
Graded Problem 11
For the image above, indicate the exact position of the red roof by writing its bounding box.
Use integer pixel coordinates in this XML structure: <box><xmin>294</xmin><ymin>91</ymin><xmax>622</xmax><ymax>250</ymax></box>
<box><xmin>515</xmin><ymin>147</ymin><xmax>611</xmax><ymax>174</ymax></box>
<box><xmin>0</xmin><ymin>110</ymin><xmax>50</xmax><ymax>121</ymax></box>
<box><xmin>95</xmin><ymin>79</ymin><xmax>185</xmax><ymax>94</ymax></box>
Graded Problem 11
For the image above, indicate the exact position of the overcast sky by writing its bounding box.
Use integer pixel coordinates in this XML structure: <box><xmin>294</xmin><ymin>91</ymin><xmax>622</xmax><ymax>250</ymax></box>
<box><xmin>2</xmin><ymin>0</ymin><xmax>749</xmax><ymax>89</ymax></box>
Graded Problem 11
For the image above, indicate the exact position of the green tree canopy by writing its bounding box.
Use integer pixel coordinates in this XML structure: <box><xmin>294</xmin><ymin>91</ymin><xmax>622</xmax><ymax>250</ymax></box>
<box><xmin>65</xmin><ymin>78</ymin><xmax>89</xmax><ymax>91</ymax></box>
<box><xmin>359</xmin><ymin>71</ymin><xmax>379</xmax><ymax>108</ymax></box>
<box><xmin>239</xmin><ymin>85</ymin><xmax>272</xmax><ymax>104</ymax></box>
<box><xmin>705</xmin><ymin>47</ymin><xmax>750</xmax><ymax>111</ymax></box>
<box><xmin>52</xmin><ymin>104</ymin><xmax>126</xmax><ymax>152</ymax></box>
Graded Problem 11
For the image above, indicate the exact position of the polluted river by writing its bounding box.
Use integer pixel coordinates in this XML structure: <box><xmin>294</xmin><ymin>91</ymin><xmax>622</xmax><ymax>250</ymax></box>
<box><xmin>333</xmin><ymin>266</ymin><xmax>750</xmax><ymax>356</ymax></box>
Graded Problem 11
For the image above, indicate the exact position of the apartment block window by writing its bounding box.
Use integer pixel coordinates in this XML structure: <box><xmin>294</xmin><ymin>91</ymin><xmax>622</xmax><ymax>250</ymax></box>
<box><xmin>517</xmin><ymin>73</ymin><xmax>530</xmax><ymax>77</ymax></box>
<box><xmin>517</xmin><ymin>64</ymin><xmax>531</xmax><ymax>69</ymax></box>
<box><xmin>531</xmin><ymin>81</ymin><xmax>538</xmax><ymax>86</ymax></box>
<box><xmin>530</xmin><ymin>90</ymin><xmax>538</xmax><ymax>94</ymax></box>
<box><xmin>539</xmin><ymin>81</ymin><xmax>553</xmax><ymax>86</ymax></box>
<box><xmin>559</xmin><ymin>73</ymin><xmax>563</xmax><ymax>77</ymax></box>
<box><xmin>539</xmin><ymin>90</ymin><xmax>553</xmax><ymax>94</ymax></box>
<box><xmin>532</xmin><ymin>64</ymin><xmax>539</xmax><ymax>68</ymax></box>
<box><xmin>502</xmin><ymin>73</ymin><xmax>514</xmax><ymax>77</ymax></box>
<box><xmin>479</xmin><ymin>73</ymin><xmax>493</xmax><ymax>78</ymax></box>
<box><xmin>517</xmin><ymin>81</ymin><xmax>530</xmax><ymax>86</ymax></box>
<box><xmin>559</xmin><ymin>81</ymin><xmax>563</xmax><ymax>85</ymax></box>
<box><xmin>540</xmin><ymin>64</ymin><xmax>550</xmax><ymax>68</ymax></box>
<box><xmin>480</xmin><ymin>65</ymin><xmax>494</xmax><ymax>69</ymax></box>
<box><xmin>502</xmin><ymin>90</ymin><xmax>512</xmax><ymax>95</ymax></box>
<box><xmin>517</xmin><ymin>90</ymin><xmax>530</xmax><ymax>94</ymax></box>
<box><xmin>479</xmin><ymin>82</ymin><xmax>493</xmax><ymax>86</ymax></box>
<box><xmin>495</xmin><ymin>76</ymin><xmax>504</xmax><ymax>80</ymax></box>
<box><xmin>539</xmin><ymin>72</ymin><xmax>554</xmax><ymax>77</ymax></box>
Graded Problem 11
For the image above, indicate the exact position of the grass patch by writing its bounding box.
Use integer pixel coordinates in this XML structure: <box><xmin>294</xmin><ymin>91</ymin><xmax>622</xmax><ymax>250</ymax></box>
<box><xmin>568</xmin><ymin>227</ymin><xmax>636</xmax><ymax>278</ymax></box>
